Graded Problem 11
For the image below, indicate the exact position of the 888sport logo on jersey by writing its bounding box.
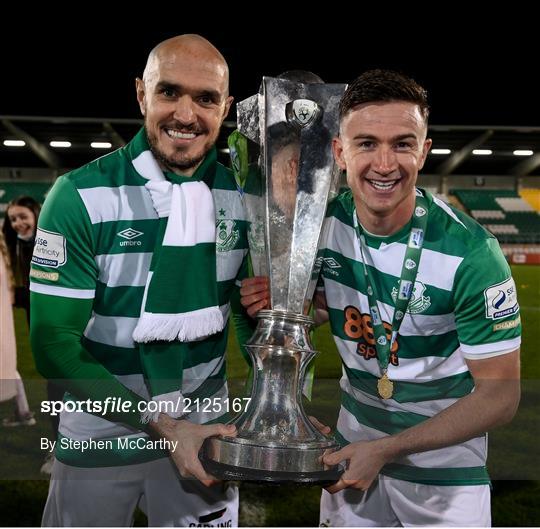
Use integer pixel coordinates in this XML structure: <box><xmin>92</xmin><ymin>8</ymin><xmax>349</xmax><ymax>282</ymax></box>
<box><xmin>343</xmin><ymin>305</ymin><xmax>399</xmax><ymax>365</ymax></box>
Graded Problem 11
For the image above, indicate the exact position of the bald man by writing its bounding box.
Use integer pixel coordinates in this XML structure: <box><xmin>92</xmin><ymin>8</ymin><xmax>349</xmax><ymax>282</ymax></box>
<box><xmin>30</xmin><ymin>35</ymin><xmax>249</xmax><ymax>526</ymax></box>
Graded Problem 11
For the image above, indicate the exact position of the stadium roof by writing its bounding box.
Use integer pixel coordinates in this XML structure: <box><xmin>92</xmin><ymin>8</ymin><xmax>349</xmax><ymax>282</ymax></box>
<box><xmin>2</xmin><ymin>116</ymin><xmax>540</xmax><ymax>176</ymax></box>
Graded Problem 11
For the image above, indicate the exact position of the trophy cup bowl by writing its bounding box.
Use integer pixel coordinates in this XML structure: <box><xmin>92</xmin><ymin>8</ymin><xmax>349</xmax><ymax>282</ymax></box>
<box><xmin>203</xmin><ymin>76</ymin><xmax>346</xmax><ymax>483</ymax></box>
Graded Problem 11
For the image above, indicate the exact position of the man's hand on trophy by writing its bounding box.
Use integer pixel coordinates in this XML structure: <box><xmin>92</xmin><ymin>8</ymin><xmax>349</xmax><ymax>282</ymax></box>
<box><xmin>313</xmin><ymin>290</ymin><xmax>330</xmax><ymax>326</ymax></box>
<box><xmin>240</xmin><ymin>276</ymin><xmax>270</xmax><ymax>317</ymax></box>
<box><xmin>322</xmin><ymin>438</ymin><xmax>395</xmax><ymax>493</ymax></box>
<box><xmin>308</xmin><ymin>415</ymin><xmax>332</xmax><ymax>435</ymax></box>
<box><xmin>150</xmin><ymin>414</ymin><xmax>237</xmax><ymax>486</ymax></box>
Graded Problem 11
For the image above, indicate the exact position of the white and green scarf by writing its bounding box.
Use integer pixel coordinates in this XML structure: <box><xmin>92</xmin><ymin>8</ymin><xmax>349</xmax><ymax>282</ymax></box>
<box><xmin>130</xmin><ymin>140</ymin><xmax>224</xmax><ymax>422</ymax></box>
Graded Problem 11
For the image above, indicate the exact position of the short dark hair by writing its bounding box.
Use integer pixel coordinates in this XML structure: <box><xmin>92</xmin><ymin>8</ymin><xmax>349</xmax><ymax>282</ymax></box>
<box><xmin>339</xmin><ymin>69</ymin><xmax>429</xmax><ymax>122</ymax></box>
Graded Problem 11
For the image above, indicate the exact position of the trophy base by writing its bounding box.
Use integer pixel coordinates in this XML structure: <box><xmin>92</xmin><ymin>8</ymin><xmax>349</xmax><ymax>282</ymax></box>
<box><xmin>202</xmin><ymin>436</ymin><xmax>343</xmax><ymax>485</ymax></box>
<box><xmin>202</xmin><ymin>458</ymin><xmax>342</xmax><ymax>486</ymax></box>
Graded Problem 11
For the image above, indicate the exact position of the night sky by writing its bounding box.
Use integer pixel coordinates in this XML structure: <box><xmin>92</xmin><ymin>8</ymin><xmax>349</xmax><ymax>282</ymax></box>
<box><xmin>2</xmin><ymin>14</ymin><xmax>537</xmax><ymax>127</ymax></box>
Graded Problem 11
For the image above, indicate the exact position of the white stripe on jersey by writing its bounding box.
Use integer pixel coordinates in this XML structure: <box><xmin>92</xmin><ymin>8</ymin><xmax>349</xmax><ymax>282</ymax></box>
<box><xmin>212</xmin><ymin>189</ymin><xmax>245</xmax><ymax>220</ymax></box>
<box><xmin>460</xmin><ymin>336</ymin><xmax>521</xmax><ymax>356</ymax></box>
<box><xmin>217</xmin><ymin>248</ymin><xmax>245</xmax><ymax>282</ymax></box>
<box><xmin>84</xmin><ymin>313</ymin><xmax>138</xmax><ymax>348</ymax></box>
<box><xmin>324</xmin><ymin>277</ymin><xmax>457</xmax><ymax>336</ymax></box>
<box><xmin>335</xmin><ymin>335</ymin><xmax>469</xmax><ymax>381</ymax></box>
<box><xmin>78</xmin><ymin>185</ymin><xmax>158</xmax><ymax>224</ymax></box>
<box><xmin>336</xmin><ymin>404</ymin><xmax>486</xmax><ymax>469</ymax></box>
<box><xmin>95</xmin><ymin>252</ymin><xmax>152</xmax><ymax>287</ymax></box>
<box><xmin>325</xmin><ymin>216</ymin><xmax>464</xmax><ymax>292</ymax></box>
<box><xmin>182</xmin><ymin>355</ymin><xmax>225</xmax><ymax>395</ymax></box>
<box><xmin>30</xmin><ymin>283</ymin><xmax>95</xmax><ymax>299</ymax></box>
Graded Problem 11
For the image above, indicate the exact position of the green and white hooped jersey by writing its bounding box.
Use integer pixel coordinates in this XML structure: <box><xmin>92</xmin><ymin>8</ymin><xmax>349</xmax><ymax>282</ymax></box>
<box><xmin>30</xmin><ymin>128</ymin><xmax>248</xmax><ymax>466</ymax></box>
<box><xmin>319</xmin><ymin>188</ymin><xmax>521</xmax><ymax>485</ymax></box>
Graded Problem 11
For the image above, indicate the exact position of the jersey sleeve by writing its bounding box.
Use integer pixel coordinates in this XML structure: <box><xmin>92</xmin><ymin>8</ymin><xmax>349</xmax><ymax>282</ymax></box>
<box><xmin>30</xmin><ymin>176</ymin><xmax>148</xmax><ymax>430</ymax></box>
<box><xmin>453</xmin><ymin>236</ymin><xmax>521</xmax><ymax>358</ymax></box>
<box><xmin>30</xmin><ymin>175</ymin><xmax>98</xmax><ymax>297</ymax></box>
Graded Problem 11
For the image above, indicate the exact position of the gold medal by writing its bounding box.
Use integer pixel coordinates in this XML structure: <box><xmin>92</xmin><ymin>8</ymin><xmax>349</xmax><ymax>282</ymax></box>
<box><xmin>377</xmin><ymin>373</ymin><xmax>394</xmax><ymax>399</ymax></box>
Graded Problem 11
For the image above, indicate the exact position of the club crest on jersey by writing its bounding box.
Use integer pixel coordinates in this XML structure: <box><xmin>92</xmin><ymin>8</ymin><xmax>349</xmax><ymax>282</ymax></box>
<box><xmin>216</xmin><ymin>219</ymin><xmax>240</xmax><ymax>252</ymax></box>
<box><xmin>415</xmin><ymin>206</ymin><xmax>427</xmax><ymax>217</ymax></box>
<box><xmin>392</xmin><ymin>280</ymin><xmax>432</xmax><ymax>314</ymax></box>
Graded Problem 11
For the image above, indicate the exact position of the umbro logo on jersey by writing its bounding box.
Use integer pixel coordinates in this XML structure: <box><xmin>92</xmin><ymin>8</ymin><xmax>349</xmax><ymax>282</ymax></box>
<box><xmin>117</xmin><ymin>228</ymin><xmax>143</xmax><ymax>246</ymax></box>
<box><xmin>118</xmin><ymin>228</ymin><xmax>143</xmax><ymax>240</ymax></box>
<box><xmin>323</xmin><ymin>257</ymin><xmax>342</xmax><ymax>269</ymax></box>
<box><xmin>320</xmin><ymin>257</ymin><xmax>342</xmax><ymax>277</ymax></box>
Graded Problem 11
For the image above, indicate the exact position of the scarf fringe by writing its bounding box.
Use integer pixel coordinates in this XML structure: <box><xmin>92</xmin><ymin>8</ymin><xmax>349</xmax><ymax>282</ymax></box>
<box><xmin>133</xmin><ymin>307</ymin><xmax>224</xmax><ymax>343</ymax></box>
<box><xmin>140</xmin><ymin>390</ymin><xmax>185</xmax><ymax>424</ymax></box>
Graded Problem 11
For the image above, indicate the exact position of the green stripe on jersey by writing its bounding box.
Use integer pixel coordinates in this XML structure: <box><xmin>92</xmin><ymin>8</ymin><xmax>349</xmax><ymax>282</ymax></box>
<box><xmin>94</xmin><ymin>283</ymin><xmax>145</xmax><ymax>318</ymax></box>
<box><xmin>344</xmin><ymin>364</ymin><xmax>474</xmax><ymax>403</ymax></box>
<box><xmin>382</xmin><ymin>462</ymin><xmax>490</xmax><ymax>486</ymax></box>
<box><xmin>93</xmin><ymin>219</ymin><xmax>159</xmax><ymax>255</ymax></box>
<box><xmin>82</xmin><ymin>337</ymin><xmax>142</xmax><ymax>375</ymax></box>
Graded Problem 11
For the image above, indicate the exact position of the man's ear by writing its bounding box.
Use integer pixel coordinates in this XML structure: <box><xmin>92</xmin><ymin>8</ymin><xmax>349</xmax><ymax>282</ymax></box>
<box><xmin>332</xmin><ymin>136</ymin><xmax>347</xmax><ymax>171</ymax></box>
<box><xmin>418</xmin><ymin>137</ymin><xmax>433</xmax><ymax>170</ymax></box>
<box><xmin>222</xmin><ymin>96</ymin><xmax>234</xmax><ymax>120</ymax></box>
<box><xmin>135</xmin><ymin>78</ymin><xmax>146</xmax><ymax>116</ymax></box>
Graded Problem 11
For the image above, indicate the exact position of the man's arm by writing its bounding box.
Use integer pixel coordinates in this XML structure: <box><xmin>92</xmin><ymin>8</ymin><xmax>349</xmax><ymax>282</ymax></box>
<box><xmin>323</xmin><ymin>348</ymin><xmax>520</xmax><ymax>492</ymax></box>
<box><xmin>31</xmin><ymin>294</ymin><xmax>236</xmax><ymax>485</ymax></box>
<box><xmin>30</xmin><ymin>292</ymin><xmax>149</xmax><ymax>429</ymax></box>
<box><xmin>30</xmin><ymin>176</ymin><xmax>149</xmax><ymax>429</ymax></box>
<box><xmin>31</xmin><ymin>176</ymin><xmax>230</xmax><ymax>485</ymax></box>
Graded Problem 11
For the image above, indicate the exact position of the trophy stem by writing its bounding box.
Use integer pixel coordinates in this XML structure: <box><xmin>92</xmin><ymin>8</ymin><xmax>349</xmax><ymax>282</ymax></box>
<box><xmin>202</xmin><ymin>310</ymin><xmax>342</xmax><ymax>484</ymax></box>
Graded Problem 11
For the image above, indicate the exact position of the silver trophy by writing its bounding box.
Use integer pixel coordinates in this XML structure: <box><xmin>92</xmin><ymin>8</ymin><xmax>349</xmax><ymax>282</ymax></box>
<box><xmin>203</xmin><ymin>76</ymin><xmax>346</xmax><ymax>483</ymax></box>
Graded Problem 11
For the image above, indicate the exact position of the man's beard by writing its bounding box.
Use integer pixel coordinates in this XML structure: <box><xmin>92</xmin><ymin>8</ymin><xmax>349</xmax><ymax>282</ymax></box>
<box><xmin>145</xmin><ymin>127</ymin><xmax>208</xmax><ymax>173</ymax></box>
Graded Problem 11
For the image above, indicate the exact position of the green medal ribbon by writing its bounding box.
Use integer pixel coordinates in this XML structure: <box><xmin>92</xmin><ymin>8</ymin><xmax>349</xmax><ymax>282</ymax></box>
<box><xmin>353</xmin><ymin>191</ymin><xmax>429</xmax><ymax>399</ymax></box>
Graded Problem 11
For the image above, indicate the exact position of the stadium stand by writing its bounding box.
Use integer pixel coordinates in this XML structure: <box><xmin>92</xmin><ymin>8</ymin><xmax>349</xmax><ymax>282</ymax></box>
<box><xmin>451</xmin><ymin>189</ymin><xmax>540</xmax><ymax>245</ymax></box>
<box><xmin>0</xmin><ymin>182</ymin><xmax>51</xmax><ymax>219</ymax></box>
<box><xmin>519</xmin><ymin>188</ymin><xmax>540</xmax><ymax>212</ymax></box>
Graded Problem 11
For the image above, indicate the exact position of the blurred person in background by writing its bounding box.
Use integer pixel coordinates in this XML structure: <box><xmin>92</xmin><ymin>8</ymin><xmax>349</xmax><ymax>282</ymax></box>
<box><xmin>3</xmin><ymin>195</ymin><xmax>61</xmax><ymax>473</ymax></box>
<box><xmin>0</xmin><ymin>229</ymin><xmax>35</xmax><ymax>426</ymax></box>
